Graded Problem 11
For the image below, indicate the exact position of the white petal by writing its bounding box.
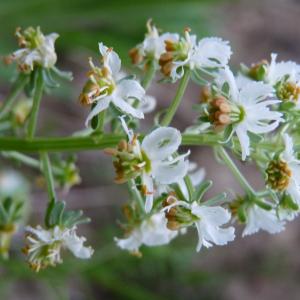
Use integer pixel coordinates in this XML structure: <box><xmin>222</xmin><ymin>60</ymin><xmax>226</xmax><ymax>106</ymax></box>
<box><xmin>245</xmin><ymin>119</ymin><xmax>281</xmax><ymax>134</ymax></box>
<box><xmin>201</xmin><ymin>222</ymin><xmax>235</xmax><ymax>247</ymax></box>
<box><xmin>216</xmin><ymin>67</ymin><xmax>239</xmax><ymax>102</ymax></box>
<box><xmin>190</xmin><ymin>168</ymin><xmax>206</xmax><ymax>187</ymax></box>
<box><xmin>85</xmin><ymin>97</ymin><xmax>111</xmax><ymax>127</ymax></box>
<box><xmin>142</xmin><ymin>127</ymin><xmax>182</xmax><ymax>161</ymax></box>
<box><xmin>115</xmin><ymin>230</ymin><xmax>142</xmax><ymax>252</ymax></box>
<box><xmin>192</xmin><ymin>205</ymin><xmax>235</xmax><ymax>251</ymax></box>
<box><xmin>140</xmin><ymin>95</ymin><xmax>157</xmax><ymax>114</ymax></box>
<box><xmin>152</xmin><ymin>158</ymin><xmax>188</xmax><ymax>185</ymax></box>
<box><xmin>282</xmin><ymin>134</ymin><xmax>295</xmax><ymax>162</ymax></box>
<box><xmin>287</xmin><ymin>181</ymin><xmax>300</xmax><ymax>206</ymax></box>
<box><xmin>235</xmin><ymin>124</ymin><xmax>250</xmax><ymax>160</ymax></box>
<box><xmin>99</xmin><ymin>42</ymin><xmax>121</xmax><ymax>76</ymax></box>
<box><xmin>191</xmin><ymin>204</ymin><xmax>231</xmax><ymax>226</ymax></box>
<box><xmin>242</xmin><ymin>205</ymin><xmax>285</xmax><ymax>237</ymax></box>
<box><xmin>119</xmin><ymin>115</ymin><xmax>134</xmax><ymax>142</ymax></box>
<box><xmin>141</xmin><ymin>212</ymin><xmax>177</xmax><ymax>246</ymax></box>
<box><xmin>236</xmin><ymin>74</ymin><xmax>253</xmax><ymax>89</ymax></box>
<box><xmin>113</xmin><ymin>97</ymin><xmax>144</xmax><ymax>119</ymax></box>
<box><xmin>193</xmin><ymin>37</ymin><xmax>232</xmax><ymax>69</ymax></box>
<box><xmin>117</xmin><ymin>79</ymin><xmax>145</xmax><ymax>101</ymax></box>
<box><xmin>26</xmin><ymin>226</ymin><xmax>53</xmax><ymax>243</ymax></box>
<box><xmin>195</xmin><ymin>222</ymin><xmax>204</xmax><ymax>252</ymax></box>
<box><xmin>63</xmin><ymin>230</ymin><xmax>93</xmax><ymax>259</ymax></box>
<box><xmin>267</xmin><ymin>53</ymin><xmax>300</xmax><ymax>84</ymax></box>
<box><xmin>239</xmin><ymin>82</ymin><xmax>273</xmax><ymax>106</ymax></box>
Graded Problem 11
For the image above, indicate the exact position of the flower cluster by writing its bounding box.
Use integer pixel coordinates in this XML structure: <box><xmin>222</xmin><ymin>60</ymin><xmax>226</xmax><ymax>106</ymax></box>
<box><xmin>2</xmin><ymin>22</ymin><xmax>300</xmax><ymax>271</ymax></box>
<box><xmin>23</xmin><ymin>225</ymin><xmax>93</xmax><ymax>272</ymax></box>
<box><xmin>5</xmin><ymin>27</ymin><xmax>58</xmax><ymax>72</ymax></box>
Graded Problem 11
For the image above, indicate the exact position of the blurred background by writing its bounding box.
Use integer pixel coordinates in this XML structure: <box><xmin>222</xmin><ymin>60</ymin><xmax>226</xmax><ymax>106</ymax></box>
<box><xmin>1</xmin><ymin>0</ymin><xmax>300</xmax><ymax>299</ymax></box>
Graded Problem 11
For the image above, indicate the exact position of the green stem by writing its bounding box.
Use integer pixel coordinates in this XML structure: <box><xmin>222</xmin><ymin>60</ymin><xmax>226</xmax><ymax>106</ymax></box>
<box><xmin>141</xmin><ymin>61</ymin><xmax>156</xmax><ymax>90</ymax></box>
<box><xmin>0</xmin><ymin>133</ymin><xmax>294</xmax><ymax>153</ymax></box>
<box><xmin>160</xmin><ymin>68</ymin><xmax>190</xmax><ymax>126</ymax></box>
<box><xmin>0</xmin><ymin>134</ymin><xmax>123</xmax><ymax>152</ymax></box>
<box><xmin>217</xmin><ymin>146</ymin><xmax>255</xmax><ymax>196</ymax></box>
<box><xmin>27</xmin><ymin>68</ymin><xmax>44</xmax><ymax>139</ymax></box>
<box><xmin>128</xmin><ymin>179</ymin><xmax>145</xmax><ymax>213</ymax></box>
<box><xmin>97</xmin><ymin>110</ymin><xmax>106</xmax><ymax>132</ymax></box>
<box><xmin>1</xmin><ymin>151</ymin><xmax>62</xmax><ymax>175</ymax></box>
<box><xmin>0</xmin><ymin>74</ymin><xmax>28</xmax><ymax>119</ymax></box>
<box><xmin>40</xmin><ymin>152</ymin><xmax>57</xmax><ymax>203</ymax></box>
<box><xmin>0</xmin><ymin>133</ymin><xmax>220</xmax><ymax>152</ymax></box>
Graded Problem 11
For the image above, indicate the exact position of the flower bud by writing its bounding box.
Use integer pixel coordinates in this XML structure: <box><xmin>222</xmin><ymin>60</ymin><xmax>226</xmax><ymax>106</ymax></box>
<box><xmin>266</xmin><ymin>159</ymin><xmax>291</xmax><ymax>191</ymax></box>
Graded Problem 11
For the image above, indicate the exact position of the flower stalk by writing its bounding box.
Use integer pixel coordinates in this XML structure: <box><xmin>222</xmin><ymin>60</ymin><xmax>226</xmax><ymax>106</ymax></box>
<box><xmin>216</xmin><ymin>146</ymin><xmax>255</xmax><ymax>196</ymax></box>
<box><xmin>27</xmin><ymin>68</ymin><xmax>44</xmax><ymax>139</ymax></box>
<box><xmin>160</xmin><ymin>68</ymin><xmax>190</xmax><ymax>126</ymax></box>
<box><xmin>1</xmin><ymin>151</ymin><xmax>62</xmax><ymax>175</ymax></box>
<box><xmin>128</xmin><ymin>179</ymin><xmax>145</xmax><ymax>214</ymax></box>
<box><xmin>40</xmin><ymin>151</ymin><xmax>57</xmax><ymax>204</ymax></box>
<box><xmin>141</xmin><ymin>60</ymin><xmax>156</xmax><ymax>90</ymax></box>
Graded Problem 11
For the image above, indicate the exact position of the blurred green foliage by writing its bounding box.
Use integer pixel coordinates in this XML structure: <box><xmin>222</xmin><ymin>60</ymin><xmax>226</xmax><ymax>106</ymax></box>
<box><xmin>0</xmin><ymin>0</ymin><xmax>227</xmax><ymax>78</ymax></box>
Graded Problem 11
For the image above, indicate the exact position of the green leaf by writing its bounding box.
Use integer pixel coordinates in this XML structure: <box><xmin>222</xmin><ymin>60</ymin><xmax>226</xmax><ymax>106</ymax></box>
<box><xmin>183</xmin><ymin>175</ymin><xmax>194</xmax><ymax>202</ymax></box>
<box><xmin>45</xmin><ymin>201</ymin><xmax>65</xmax><ymax>228</ymax></box>
<box><xmin>62</xmin><ymin>210</ymin><xmax>90</xmax><ymax>228</ymax></box>
<box><xmin>171</xmin><ymin>182</ymin><xmax>188</xmax><ymax>202</ymax></box>
<box><xmin>190</xmin><ymin>70</ymin><xmax>208</xmax><ymax>85</ymax></box>
<box><xmin>247</xmin><ymin>131</ymin><xmax>263</xmax><ymax>144</ymax></box>
<box><xmin>51</xmin><ymin>67</ymin><xmax>73</xmax><ymax>82</ymax></box>
<box><xmin>237</xmin><ymin>204</ymin><xmax>247</xmax><ymax>223</ymax></box>
<box><xmin>280</xmin><ymin>193</ymin><xmax>299</xmax><ymax>211</ymax></box>
<box><xmin>192</xmin><ymin>180</ymin><xmax>212</xmax><ymax>202</ymax></box>
<box><xmin>0</xmin><ymin>202</ymin><xmax>8</xmax><ymax>225</ymax></box>
<box><xmin>254</xmin><ymin>198</ymin><xmax>272</xmax><ymax>211</ymax></box>
<box><xmin>42</xmin><ymin>69</ymin><xmax>60</xmax><ymax>89</ymax></box>
<box><xmin>203</xmin><ymin>192</ymin><xmax>227</xmax><ymax>206</ymax></box>
<box><xmin>220</xmin><ymin>124</ymin><xmax>234</xmax><ymax>143</ymax></box>
<box><xmin>279</xmin><ymin>101</ymin><xmax>296</xmax><ymax>111</ymax></box>
<box><xmin>221</xmin><ymin>82</ymin><xmax>230</xmax><ymax>97</ymax></box>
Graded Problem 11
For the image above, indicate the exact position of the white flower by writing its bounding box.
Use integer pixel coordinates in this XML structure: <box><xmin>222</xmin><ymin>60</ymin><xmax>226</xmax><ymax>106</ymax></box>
<box><xmin>165</xmin><ymin>30</ymin><xmax>231</xmax><ymax>81</ymax></box>
<box><xmin>164</xmin><ymin>200</ymin><xmax>235</xmax><ymax>251</ymax></box>
<box><xmin>242</xmin><ymin>204</ymin><xmax>285</xmax><ymax>236</ymax></box>
<box><xmin>267</xmin><ymin>53</ymin><xmax>300</xmax><ymax>104</ymax></box>
<box><xmin>141</xmin><ymin>22</ymin><xmax>179</xmax><ymax>60</ymax></box>
<box><xmin>115</xmin><ymin>212</ymin><xmax>177</xmax><ymax>252</ymax></box>
<box><xmin>24</xmin><ymin>225</ymin><xmax>93</xmax><ymax>271</ymax></box>
<box><xmin>267</xmin><ymin>53</ymin><xmax>300</xmax><ymax>85</ymax></box>
<box><xmin>239</xmin><ymin>53</ymin><xmax>300</xmax><ymax>104</ymax></box>
<box><xmin>119</xmin><ymin>117</ymin><xmax>189</xmax><ymax>212</ymax></box>
<box><xmin>10</xmin><ymin>27</ymin><xmax>58</xmax><ymax>71</ymax></box>
<box><xmin>216</xmin><ymin>67</ymin><xmax>283</xmax><ymax>160</ymax></box>
<box><xmin>281</xmin><ymin>134</ymin><xmax>300</xmax><ymax>205</ymax></box>
<box><xmin>84</xmin><ymin>43</ymin><xmax>145</xmax><ymax>126</ymax></box>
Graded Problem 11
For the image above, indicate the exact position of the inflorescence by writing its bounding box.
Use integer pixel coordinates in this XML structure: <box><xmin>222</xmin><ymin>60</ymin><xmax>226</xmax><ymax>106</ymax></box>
<box><xmin>1</xmin><ymin>20</ymin><xmax>300</xmax><ymax>271</ymax></box>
